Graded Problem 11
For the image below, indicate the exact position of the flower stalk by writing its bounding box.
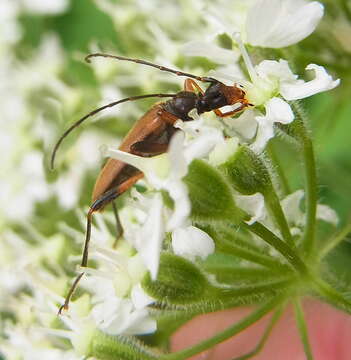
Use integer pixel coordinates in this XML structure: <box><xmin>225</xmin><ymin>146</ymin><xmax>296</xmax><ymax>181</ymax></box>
<box><xmin>231</xmin><ymin>306</ymin><xmax>284</xmax><ymax>360</ymax></box>
<box><xmin>301</xmin><ymin>137</ymin><xmax>318</xmax><ymax>257</ymax></box>
<box><xmin>160</xmin><ymin>295</ymin><xmax>286</xmax><ymax>360</ymax></box>
<box><xmin>264</xmin><ymin>187</ymin><xmax>294</xmax><ymax>246</ymax></box>
<box><xmin>293</xmin><ymin>298</ymin><xmax>314</xmax><ymax>360</ymax></box>
<box><xmin>242</xmin><ymin>222</ymin><xmax>308</xmax><ymax>275</ymax></box>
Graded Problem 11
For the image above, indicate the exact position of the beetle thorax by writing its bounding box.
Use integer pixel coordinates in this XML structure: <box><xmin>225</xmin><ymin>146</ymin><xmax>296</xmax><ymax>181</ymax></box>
<box><xmin>163</xmin><ymin>91</ymin><xmax>199</xmax><ymax>121</ymax></box>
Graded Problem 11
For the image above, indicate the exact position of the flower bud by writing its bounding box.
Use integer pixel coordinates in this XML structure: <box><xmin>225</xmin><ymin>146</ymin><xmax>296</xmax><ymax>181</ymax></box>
<box><xmin>184</xmin><ymin>159</ymin><xmax>244</xmax><ymax>224</ymax></box>
<box><xmin>142</xmin><ymin>252</ymin><xmax>210</xmax><ymax>305</ymax></box>
<box><xmin>90</xmin><ymin>331</ymin><xmax>158</xmax><ymax>360</ymax></box>
<box><xmin>219</xmin><ymin>145</ymin><xmax>272</xmax><ymax>195</ymax></box>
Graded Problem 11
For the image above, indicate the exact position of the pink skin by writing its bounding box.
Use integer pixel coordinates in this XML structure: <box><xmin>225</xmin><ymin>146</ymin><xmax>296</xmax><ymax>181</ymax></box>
<box><xmin>171</xmin><ymin>299</ymin><xmax>351</xmax><ymax>359</ymax></box>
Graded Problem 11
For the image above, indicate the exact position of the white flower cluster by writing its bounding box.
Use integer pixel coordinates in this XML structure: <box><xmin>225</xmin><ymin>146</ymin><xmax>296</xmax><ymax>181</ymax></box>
<box><xmin>103</xmin><ymin>0</ymin><xmax>339</xmax><ymax>284</ymax></box>
<box><xmin>75</xmin><ymin>0</ymin><xmax>341</xmax><ymax>351</ymax></box>
<box><xmin>0</xmin><ymin>0</ymin><xmax>342</xmax><ymax>358</ymax></box>
<box><xmin>184</xmin><ymin>0</ymin><xmax>340</xmax><ymax>153</ymax></box>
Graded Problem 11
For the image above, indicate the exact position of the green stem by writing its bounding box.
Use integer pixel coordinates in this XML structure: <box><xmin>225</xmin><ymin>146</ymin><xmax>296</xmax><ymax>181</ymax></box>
<box><xmin>289</xmin><ymin>102</ymin><xmax>318</xmax><ymax>257</ymax></box>
<box><xmin>230</xmin><ymin>305</ymin><xmax>284</xmax><ymax>360</ymax></box>
<box><xmin>265</xmin><ymin>189</ymin><xmax>293</xmax><ymax>247</ymax></box>
<box><xmin>204</xmin><ymin>265</ymin><xmax>288</xmax><ymax>282</ymax></box>
<box><xmin>160</xmin><ymin>296</ymin><xmax>284</xmax><ymax>360</ymax></box>
<box><xmin>313</xmin><ymin>278</ymin><xmax>351</xmax><ymax>315</ymax></box>
<box><xmin>216</xmin><ymin>236</ymin><xmax>292</xmax><ymax>272</ymax></box>
<box><xmin>267</xmin><ymin>144</ymin><xmax>290</xmax><ymax>196</ymax></box>
<box><xmin>340</xmin><ymin>0</ymin><xmax>351</xmax><ymax>22</ymax></box>
<box><xmin>319</xmin><ymin>222</ymin><xmax>351</xmax><ymax>260</ymax></box>
<box><xmin>243</xmin><ymin>222</ymin><xmax>308</xmax><ymax>275</ymax></box>
<box><xmin>302</xmin><ymin>138</ymin><xmax>318</xmax><ymax>257</ymax></box>
<box><xmin>213</xmin><ymin>278</ymin><xmax>294</xmax><ymax>300</ymax></box>
<box><xmin>294</xmin><ymin>299</ymin><xmax>314</xmax><ymax>360</ymax></box>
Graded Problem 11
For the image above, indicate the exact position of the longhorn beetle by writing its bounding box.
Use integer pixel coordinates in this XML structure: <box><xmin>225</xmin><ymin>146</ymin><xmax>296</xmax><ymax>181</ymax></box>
<box><xmin>51</xmin><ymin>53</ymin><xmax>250</xmax><ymax>312</ymax></box>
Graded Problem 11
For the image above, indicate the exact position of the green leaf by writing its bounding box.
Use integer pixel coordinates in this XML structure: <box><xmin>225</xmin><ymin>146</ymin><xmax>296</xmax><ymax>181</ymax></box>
<box><xmin>51</xmin><ymin>0</ymin><xmax>121</xmax><ymax>53</ymax></box>
<box><xmin>142</xmin><ymin>253</ymin><xmax>210</xmax><ymax>305</ymax></box>
<box><xmin>184</xmin><ymin>159</ymin><xmax>244</xmax><ymax>223</ymax></box>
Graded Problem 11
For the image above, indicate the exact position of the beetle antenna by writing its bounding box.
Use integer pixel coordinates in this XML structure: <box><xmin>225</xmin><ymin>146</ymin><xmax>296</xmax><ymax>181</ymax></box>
<box><xmin>85</xmin><ymin>53</ymin><xmax>217</xmax><ymax>83</ymax></box>
<box><xmin>50</xmin><ymin>93</ymin><xmax>177</xmax><ymax>170</ymax></box>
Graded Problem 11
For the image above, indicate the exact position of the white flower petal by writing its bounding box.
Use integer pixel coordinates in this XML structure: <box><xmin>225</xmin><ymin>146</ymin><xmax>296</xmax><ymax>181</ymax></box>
<box><xmin>106</xmin><ymin>148</ymin><xmax>149</xmax><ymax>173</ymax></box>
<box><xmin>250</xmin><ymin>115</ymin><xmax>274</xmax><ymax>154</ymax></box>
<box><xmin>280</xmin><ymin>64</ymin><xmax>340</xmax><ymax>100</ymax></box>
<box><xmin>106</xmin><ymin>148</ymin><xmax>169</xmax><ymax>188</ymax></box>
<box><xmin>183</xmin><ymin>41</ymin><xmax>239</xmax><ymax>64</ymax></box>
<box><xmin>168</xmin><ymin>131</ymin><xmax>188</xmax><ymax>179</ymax></box>
<box><xmin>208</xmin><ymin>64</ymin><xmax>245</xmax><ymax>85</ymax></box>
<box><xmin>183</xmin><ymin>128</ymin><xmax>225</xmax><ymax>163</ymax></box>
<box><xmin>21</xmin><ymin>0</ymin><xmax>69</xmax><ymax>15</ymax></box>
<box><xmin>122</xmin><ymin>307</ymin><xmax>157</xmax><ymax>335</ymax></box>
<box><xmin>316</xmin><ymin>204</ymin><xmax>339</xmax><ymax>226</ymax></box>
<box><xmin>224</xmin><ymin>108</ymin><xmax>258</xmax><ymax>140</ymax></box>
<box><xmin>166</xmin><ymin>180</ymin><xmax>191</xmax><ymax>231</ymax></box>
<box><xmin>264</xmin><ymin>97</ymin><xmax>294</xmax><ymax>125</ymax></box>
<box><xmin>250</xmin><ymin>98</ymin><xmax>293</xmax><ymax>153</ymax></box>
<box><xmin>172</xmin><ymin>226</ymin><xmax>215</xmax><ymax>261</ymax></box>
<box><xmin>92</xmin><ymin>298</ymin><xmax>156</xmax><ymax>336</ymax></box>
<box><xmin>81</xmin><ymin>272</ymin><xmax>119</xmax><ymax>303</ymax></box>
<box><xmin>131</xmin><ymin>284</ymin><xmax>155</xmax><ymax>310</ymax></box>
<box><xmin>91</xmin><ymin>297</ymin><xmax>124</xmax><ymax>334</ymax></box>
<box><xmin>135</xmin><ymin>193</ymin><xmax>164</xmax><ymax>280</ymax></box>
<box><xmin>281</xmin><ymin>191</ymin><xmax>339</xmax><ymax>227</ymax></box>
<box><xmin>246</xmin><ymin>0</ymin><xmax>324</xmax><ymax>48</ymax></box>
<box><xmin>236</xmin><ymin>193</ymin><xmax>265</xmax><ymax>225</ymax></box>
<box><xmin>281</xmin><ymin>190</ymin><xmax>305</xmax><ymax>226</ymax></box>
<box><xmin>246</xmin><ymin>0</ymin><xmax>284</xmax><ymax>47</ymax></box>
<box><xmin>255</xmin><ymin>59</ymin><xmax>297</xmax><ymax>83</ymax></box>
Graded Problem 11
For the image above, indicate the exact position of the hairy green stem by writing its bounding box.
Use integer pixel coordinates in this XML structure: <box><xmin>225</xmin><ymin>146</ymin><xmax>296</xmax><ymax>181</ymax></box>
<box><xmin>265</xmin><ymin>189</ymin><xmax>293</xmax><ymax>247</ymax></box>
<box><xmin>289</xmin><ymin>102</ymin><xmax>318</xmax><ymax>257</ymax></box>
<box><xmin>267</xmin><ymin>144</ymin><xmax>290</xmax><ymax>196</ymax></box>
<box><xmin>243</xmin><ymin>222</ymin><xmax>308</xmax><ymax>275</ymax></box>
<box><xmin>302</xmin><ymin>138</ymin><xmax>318</xmax><ymax>257</ymax></box>
<box><xmin>294</xmin><ymin>299</ymin><xmax>314</xmax><ymax>360</ymax></box>
<box><xmin>313</xmin><ymin>278</ymin><xmax>351</xmax><ymax>315</ymax></box>
<box><xmin>340</xmin><ymin>0</ymin><xmax>351</xmax><ymax>22</ymax></box>
<box><xmin>160</xmin><ymin>296</ymin><xmax>284</xmax><ymax>360</ymax></box>
<box><xmin>230</xmin><ymin>305</ymin><xmax>284</xmax><ymax>360</ymax></box>
<box><xmin>319</xmin><ymin>222</ymin><xmax>351</xmax><ymax>260</ymax></box>
<box><xmin>215</xmin><ymin>236</ymin><xmax>292</xmax><ymax>272</ymax></box>
<box><xmin>213</xmin><ymin>278</ymin><xmax>294</xmax><ymax>300</ymax></box>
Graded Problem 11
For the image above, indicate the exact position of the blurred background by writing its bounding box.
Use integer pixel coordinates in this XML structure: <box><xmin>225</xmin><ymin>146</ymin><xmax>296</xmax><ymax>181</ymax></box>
<box><xmin>0</xmin><ymin>0</ymin><xmax>350</xmax><ymax>356</ymax></box>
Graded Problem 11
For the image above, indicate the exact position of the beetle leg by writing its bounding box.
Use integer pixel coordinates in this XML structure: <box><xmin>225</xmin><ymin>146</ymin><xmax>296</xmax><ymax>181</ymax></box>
<box><xmin>58</xmin><ymin>172</ymin><xmax>143</xmax><ymax>314</ymax></box>
<box><xmin>130</xmin><ymin>141</ymin><xmax>168</xmax><ymax>157</ymax></box>
<box><xmin>184</xmin><ymin>78</ymin><xmax>204</xmax><ymax>94</ymax></box>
